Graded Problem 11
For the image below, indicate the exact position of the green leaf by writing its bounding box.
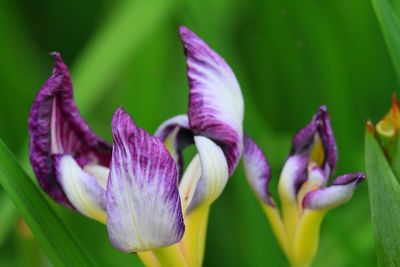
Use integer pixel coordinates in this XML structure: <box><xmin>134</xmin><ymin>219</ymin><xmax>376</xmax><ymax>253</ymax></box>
<box><xmin>372</xmin><ymin>0</ymin><xmax>400</xmax><ymax>80</ymax></box>
<box><xmin>0</xmin><ymin>193</ymin><xmax>17</xmax><ymax>247</ymax></box>
<box><xmin>0</xmin><ymin>139</ymin><xmax>98</xmax><ymax>267</ymax></box>
<box><xmin>365</xmin><ymin>130</ymin><xmax>400</xmax><ymax>267</ymax></box>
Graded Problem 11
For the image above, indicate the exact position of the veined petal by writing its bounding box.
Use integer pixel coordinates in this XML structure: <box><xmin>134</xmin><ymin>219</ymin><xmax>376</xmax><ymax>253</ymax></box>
<box><xmin>106</xmin><ymin>108</ymin><xmax>184</xmax><ymax>252</ymax></box>
<box><xmin>185</xmin><ymin>136</ymin><xmax>229</xmax><ymax>213</ymax></box>
<box><xmin>53</xmin><ymin>155</ymin><xmax>107</xmax><ymax>223</ymax></box>
<box><xmin>28</xmin><ymin>52</ymin><xmax>111</xmax><ymax>207</ymax></box>
<box><xmin>302</xmin><ymin>172</ymin><xmax>365</xmax><ymax>210</ymax></box>
<box><xmin>242</xmin><ymin>136</ymin><xmax>274</xmax><ymax>206</ymax></box>
<box><xmin>154</xmin><ymin>115</ymin><xmax>194</xmax><ymax>175</ymax></box>
<box><xmin>179</xmin><ymin>26</ymin><xmax>244</xmax><ymax>175</ymax></box>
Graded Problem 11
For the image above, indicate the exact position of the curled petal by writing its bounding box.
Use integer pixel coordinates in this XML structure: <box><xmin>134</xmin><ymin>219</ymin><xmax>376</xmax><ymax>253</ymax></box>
<box><xmin>278</xmin><ymin>155</ymin><xmax>309</xmax><ymax>202</ymax></box>
<box><xmin>291</xmin><ymin>106</ymin><xmax>337</xmax><ymax>176</ymax></box>
<box><xmin>155</xmin><ymin>114</ymin><xmax>191</xmax><ymax>140</ymax></box>
<box><xmin>106</xmin><ymin>108</ymin><xmax>184</xmax><ymax>252</ymax></box>
<box><xmin>242</xmin><ymin>136</ymin><xmax>274</xmax><ymax>206</ymax></box>
<box><xmin>28</xmin><ymin>52</ymin><xmax>111</xmax><ymax>207</ymax></box>
<box><xmin>179</xmin><ymin>26</ymin><xmax>244</xmax><ymax>175</ymax></box>
<box><xmin>332</xmin><ymin>172</ymin><xmax>366</xmax><ymax>186</ymax></box>
<box><xmin>155</xmin><ymin>115</ymin><xmax>194</xmax><ymax>175</ymax></box>
<box><xmin>302</xmin><ymin>172</ymin><xmax>365</xmax><ymax>210</ymax></box>
<box><xmin>179</xmin><ymin>154</ymin><xmax>202</xmax><ymax>214</ymax></box>
<box><xmin>185</xmin><ymin>136</ymin><xmax>229</xmax><ymax>213</ymax></box>
<box><xmin>53</xmin><ymin>155</ymin><xmax>107</xmax><ymax>223</ymax></box>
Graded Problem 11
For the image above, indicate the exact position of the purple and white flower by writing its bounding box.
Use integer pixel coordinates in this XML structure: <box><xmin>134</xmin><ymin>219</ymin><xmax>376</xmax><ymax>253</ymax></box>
<box><xmin>243</xmin><ymin>106</ymin><xmax>365</xmax><ymax>267</ymax></box>
<box><xmin>29</xmin><ymin>25</ymin><xmax>244</xmax><ymax>260</ymax></box>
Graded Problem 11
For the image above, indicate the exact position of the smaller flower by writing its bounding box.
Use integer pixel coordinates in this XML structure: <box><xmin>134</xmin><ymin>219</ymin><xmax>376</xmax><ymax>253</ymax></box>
<box><xmin>243</xmin><ymin>106</ymin><xmax>365</xmax><ymax>267</ymax></box>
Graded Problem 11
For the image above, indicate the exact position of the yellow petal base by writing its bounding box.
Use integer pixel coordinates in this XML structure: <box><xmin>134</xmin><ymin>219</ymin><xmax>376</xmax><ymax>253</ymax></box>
<box><xmin>137</xmin><ymin>205</ymin><xmax>210</xmax><ymax>267</ymax></box>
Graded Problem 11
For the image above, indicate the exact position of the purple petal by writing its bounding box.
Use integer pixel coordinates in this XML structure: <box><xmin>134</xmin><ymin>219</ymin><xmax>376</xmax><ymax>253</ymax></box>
<box><xmin>28</xmin><ymin>52</ymin><xmax>112</xmax><ymax>207</ymax></box>
<box><xmin>154</xmin><ymin>115</ymin><xmax>194</xmax><ymax>176</ymax></box>
<box><xmin>332</xmin><ymin>172</ymin><xmax>366</xmax><ymax>186</ymax></box>
<box><xmin>242</xmin><ymin>136</ymin><xmax>274</xmax><ymax>206</ymax></box>
<box><xmin>302</xmin><ymin>172</ymin><xmax>365</xmax><ymax>210</ymax></box>
<box><xmin>291</xmin><ymin>106</ymin><xmax>337</xmax><ymax>175</ymax></box>
<box><xmin>53</xmin><ymin>155</ymin><xmax>107</xmax><ymax>223</ymax></box>
<box><xmin>179</xmin><ymin>26</ymin><xmax>244</xmax><ymax>175</ymax></box>
<box><xmin>106</xmin><ymin>108</ymin><xmax>184</xmax><ymax>252</ymax></box>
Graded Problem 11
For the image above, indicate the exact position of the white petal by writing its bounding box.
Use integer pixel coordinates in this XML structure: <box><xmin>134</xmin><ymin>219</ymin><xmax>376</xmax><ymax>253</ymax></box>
<box><xmin>53</xmin><ymin>155</ymin><xmax>106</xmax><ymax>223</ymax></box>
<box><xmin>186</xmin><ymin>136</ymin><xmax>229</xmax><ymax>212</ymax></box>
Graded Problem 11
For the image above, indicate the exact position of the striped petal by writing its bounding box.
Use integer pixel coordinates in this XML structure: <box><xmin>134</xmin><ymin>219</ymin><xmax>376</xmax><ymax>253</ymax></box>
<box><xmin>291</xmin><ymin>106</ymin><xmax>337</xmax><ymax>176</ymax></box>
<box><xmin>242</xmin><ymin>136</ymin><xmax>273</xmax><ymax>206</ymax></box>
<box><xmin>302</xmin><ymin>172</ymin><xmax>365</xmax><ymax>210</ymax></box>
<box><xmin>106</xmin><ymin>108</ymin><xmax>184</xmax><ymax>252</ymax></box>
<box><xmin>53</xmin><ymin>155</ymin><xmax>107</xmax><ymax>223</ymax></box>
<box><xmin>154</xmin><ymin>115</ymin><xmax>194</xmax><ymax>175</ymax></box>
<box><xmin>179</xmin><ymin>26</ymin><xmax>244</xmax><ymax>175</ymax></box>
<box><xmin>28</xmin><ymin>52</ymin><xmax>111</xmax><ymax>207</ymax></box>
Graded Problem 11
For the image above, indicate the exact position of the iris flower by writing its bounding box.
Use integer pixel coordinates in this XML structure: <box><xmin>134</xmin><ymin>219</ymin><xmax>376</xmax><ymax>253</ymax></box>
<box><xmin>29</xmin><ymin>26</ymin><xmax>243</xmax><ymax>267</ymax></box>
<box><xmin>243</xmin><ymin>107</ymin><xmax>365</xmax><ymax>267</ymax></box>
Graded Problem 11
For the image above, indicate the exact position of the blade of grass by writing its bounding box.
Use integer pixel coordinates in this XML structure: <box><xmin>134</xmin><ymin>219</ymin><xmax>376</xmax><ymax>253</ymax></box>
<box><xmin>0</xmin><ymin>193</ymin><xmax>17</xmax><ymax>246</ymax></box>
<box><xmin>365</xmin><ymin>130</ymin><xmax>400</xmax><ymax>267</ymax></box>
<box><xmin>372</xmin><ymin>0</ymin><xmax>400</xmax><ymax>80</ymax></box>
<box><xmin>0</xmin><ymin>139</ymin><xmax>99</xmax><ymax>267</ymax></box>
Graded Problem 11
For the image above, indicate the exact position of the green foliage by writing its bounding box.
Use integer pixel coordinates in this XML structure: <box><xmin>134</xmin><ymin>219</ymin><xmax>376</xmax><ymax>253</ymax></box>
<box><xmin>365</xmin><ymin>130</ymin><xmax>400</xmax><ymax>266</ymax></box>
<box><xmin>0</xmin><ymin>139</ymin><xmax>99</xmax><ymax>267</ymax></box>
<box><xmin>0</xmin><ymin>194</ymin><xmax>17</xmax><ymax>248</ymax></box>
<box><xmin>372</xmin><ymin>0</ymin><xmax>400</xmax><ymax>80</ymax></box>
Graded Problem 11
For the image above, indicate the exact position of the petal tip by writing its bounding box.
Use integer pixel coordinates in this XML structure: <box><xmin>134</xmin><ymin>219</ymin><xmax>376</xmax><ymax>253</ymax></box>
<box><xmin>112</xmin><ymin>107</ymin><xmax>130</xmax><ymax>130</ymax></box>
<box><xmin>178</xmin><ymin>26</ymin><xmax>198</xmax><ymax>44</ymax></box>
<box><xmin>318</xmin><ymin>105</ymin><xmax>328</xmax><ymax>113</ymax></box>
<box><xmin>48</xmin><ymin>52</ymin><xmax>70</xmax><ymax>78</ymax></box>
<box><xmin>303</xmin><ymin>172</ymin><xmax>365</xmax><ymax>210</ymax></box>
<box><xmin>49</xmin><ymin>51</ymin><xmax>61</xmax><ymax>58</ymax></box>
<box><xmin>178</xmin><ymin>25</ymin><xmax>191</xmax><ymax>36</ymax></box>
<box><xmin>332</xmin><ymin>172</ymin><xmax>366</xmax><ymax>186</ymax></box>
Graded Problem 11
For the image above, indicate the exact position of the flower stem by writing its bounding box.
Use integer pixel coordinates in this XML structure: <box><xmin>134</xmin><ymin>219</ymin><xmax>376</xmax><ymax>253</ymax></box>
<box><xmin>179</xmin><ymin>205</ymin><xmax>210</xmax><ymax>267</ymax></box>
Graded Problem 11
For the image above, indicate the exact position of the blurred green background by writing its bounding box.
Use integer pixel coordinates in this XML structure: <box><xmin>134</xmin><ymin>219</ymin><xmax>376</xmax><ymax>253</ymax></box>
<box><xmin>0</xmin><ymin>0</ymin><xmax>396</xmax><ymax>266</ymax></box>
